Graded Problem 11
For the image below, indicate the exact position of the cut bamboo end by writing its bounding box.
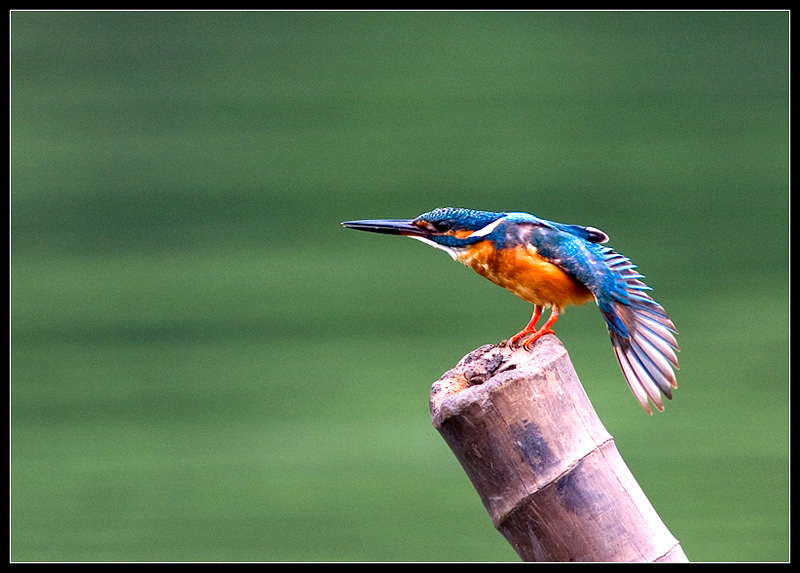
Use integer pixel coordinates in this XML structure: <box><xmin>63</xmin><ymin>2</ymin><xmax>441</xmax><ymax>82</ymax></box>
<box><xmin>429</xmin><ymin>335</ymin><xmax>688</xmax><ymax>562</ymax></box>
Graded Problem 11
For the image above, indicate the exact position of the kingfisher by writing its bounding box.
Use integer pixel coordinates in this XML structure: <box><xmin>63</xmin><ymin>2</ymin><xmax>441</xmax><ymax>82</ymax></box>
<box><xmin>342</xmin><ymin>207</ymin><xmax>679</xmax><ymax>414</ymax></box>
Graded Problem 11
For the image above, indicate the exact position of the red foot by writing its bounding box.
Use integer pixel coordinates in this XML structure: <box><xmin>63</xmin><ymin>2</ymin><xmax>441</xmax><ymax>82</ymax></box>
<box><xmin>510</xmin><ymin>305</ymin><xmax>560</xmax><ymax>350</ymax></box>
<box><xmin>509</xmin><ymin>305</ymin><xmax>541</xmax><ymax>347</ymax></box>
<box><xmin>520</xmin><ymin>327</ymin><xmax>556</xmax><ymax>348</ymax></box>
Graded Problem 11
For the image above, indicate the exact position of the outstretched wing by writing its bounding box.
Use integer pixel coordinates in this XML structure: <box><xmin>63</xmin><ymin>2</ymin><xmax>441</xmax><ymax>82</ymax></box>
<box><xmin>507</xmin><ymin>215</ymin><xmax>680</xmax><ymax>413</ymax></box>
<box><xmin>598</xmin><ymin>247</ymin><xmax>680</xmax><ymax>413</ymax></box>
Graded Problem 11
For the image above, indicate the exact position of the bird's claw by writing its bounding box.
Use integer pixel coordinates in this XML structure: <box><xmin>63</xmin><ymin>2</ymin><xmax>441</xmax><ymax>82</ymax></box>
<box><xmin>509</xmin><ymin>328</ymin><xmax>555</xmax><ymax>350</ymax></box>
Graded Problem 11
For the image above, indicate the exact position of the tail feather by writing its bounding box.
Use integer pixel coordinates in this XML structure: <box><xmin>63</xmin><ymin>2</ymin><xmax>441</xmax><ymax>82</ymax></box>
<box><xmin>609</xmin><ymin>302</ymin><xmax>679</xmax><ymax>414</ymax></box>
<box><xmin>614</xmin><ymin>342</ymin><xmax>664</xmax><ymax>413</ymax></box>
<box><xmin>636</xmin><ymin>318</ymin><xmax>680</xmax><ymax>368</ymax></box>
<box><xmin>629</xmin><ymin>330</ymin><xmax>676</xmax><ymax>397</ymax></box>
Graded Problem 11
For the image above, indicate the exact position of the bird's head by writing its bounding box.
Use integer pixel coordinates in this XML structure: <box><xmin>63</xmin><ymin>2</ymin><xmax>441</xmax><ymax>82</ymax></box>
<box><xmin>342</xmin><ymin>208</ymin><xmax>507</xmax><ymax>259</ymax></box>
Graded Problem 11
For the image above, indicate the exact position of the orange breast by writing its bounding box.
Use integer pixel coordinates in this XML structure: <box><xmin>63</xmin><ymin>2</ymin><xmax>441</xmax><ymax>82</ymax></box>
<box><xmin>457</xmin><ymin>241</ymin><xmax>593</xmax><ymax>308</ymax></box>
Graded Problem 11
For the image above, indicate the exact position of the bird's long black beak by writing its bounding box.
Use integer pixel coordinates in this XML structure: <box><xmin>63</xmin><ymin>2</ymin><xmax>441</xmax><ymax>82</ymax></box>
<box><xmin>341</xmin><ymin>219</ymin><xmax>428</xmax><ymax>237</ymax></box>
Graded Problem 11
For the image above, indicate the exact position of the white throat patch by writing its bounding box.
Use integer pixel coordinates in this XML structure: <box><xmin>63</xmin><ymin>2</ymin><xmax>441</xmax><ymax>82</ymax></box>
<box><xmin>408</xmin><ymin>235</ymin><xmax>463</xmax><ymax>260</ymax></box>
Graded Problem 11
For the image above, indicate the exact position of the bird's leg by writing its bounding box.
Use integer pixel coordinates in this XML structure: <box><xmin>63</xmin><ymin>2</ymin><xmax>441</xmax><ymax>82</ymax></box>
<box><xmin>509</xmin><ymin>304</ymin><xmax>543</xmax><ymax>347</ymax></box>
<box><xmin>522</xmin><ymin>306</ymin><xmax>560</xmax><ymax>348</ymax></box>
<box><xmin>510</xmin><ymin>305</ymin><xmax>561</xmax><ymax>349</ymax></box>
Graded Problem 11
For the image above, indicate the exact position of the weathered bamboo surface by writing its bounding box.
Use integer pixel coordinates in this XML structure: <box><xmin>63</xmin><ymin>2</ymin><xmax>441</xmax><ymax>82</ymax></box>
<box><xmin>429</xmin><ymin>335</ymin><xmax>688</xmax><ymax>562</ymax></box>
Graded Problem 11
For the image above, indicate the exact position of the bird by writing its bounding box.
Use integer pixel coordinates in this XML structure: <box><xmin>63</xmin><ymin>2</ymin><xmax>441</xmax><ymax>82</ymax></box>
<box><xmin>342</xmin><ymin>207</ymin><xmax>679</xmax><ymax>414</ymax></box>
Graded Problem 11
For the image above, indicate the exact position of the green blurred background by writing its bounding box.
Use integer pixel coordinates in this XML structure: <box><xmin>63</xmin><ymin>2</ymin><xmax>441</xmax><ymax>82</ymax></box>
<box><xmin>11</xmin><ymin>11</ymin><xmax>788</xmax><ymax>562</ymax></box>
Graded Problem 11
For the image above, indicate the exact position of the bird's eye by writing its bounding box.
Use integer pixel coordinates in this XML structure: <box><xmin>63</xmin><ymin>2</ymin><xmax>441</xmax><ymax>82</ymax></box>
<box><xmin>432</xmin><ymin>220</ymin><xmax>451</xmax><ymax>232</ymax></box>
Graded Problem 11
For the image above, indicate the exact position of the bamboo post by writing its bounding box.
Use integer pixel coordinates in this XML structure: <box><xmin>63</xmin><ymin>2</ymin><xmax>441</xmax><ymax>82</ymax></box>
<box><xmin>429</xmin><ymin>335</ymin><xmax>688</xmax><ymax>562</ymax></box>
